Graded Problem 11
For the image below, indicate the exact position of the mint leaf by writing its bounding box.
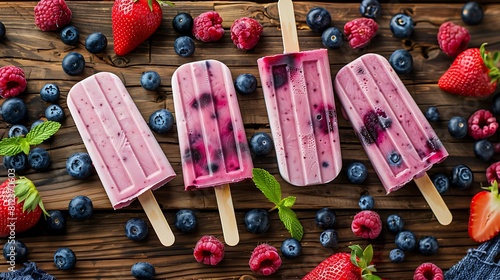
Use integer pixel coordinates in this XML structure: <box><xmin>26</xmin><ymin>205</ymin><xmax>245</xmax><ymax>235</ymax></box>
<box><xmin>252</xmin><ymin>168</ymin><xmax>281</xmax><ymax>205</ymax></box>
<box><xmin>0</xmin><ymin>137</ymin><xmax>23</xmax><ymax>156</ymax></box>
<box><xmin>26</xmin><ymin>121</ymin><xmax>61</xmax><ymax>145</ymax></box>
<box><xmin>280</xmin><ymin>196</ymin><xmax>296</xmax><ymax>208</ymax></box>
<box><xmin>19</xmin><ymin>138</ymin><xmax>30</xmax><ymax>154</ymax></box>
<box><xmin>278</xmin><ymin>206</ymin><xmax>303</xmax><ymax>240</ymax></box>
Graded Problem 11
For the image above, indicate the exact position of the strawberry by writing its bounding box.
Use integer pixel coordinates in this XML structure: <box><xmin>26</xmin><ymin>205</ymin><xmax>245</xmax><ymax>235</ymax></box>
<box><xmin>303</xmin><ymin>244</ymin><xmax>381</xmax><ymax>280</ymax></box>
<box><xmin>438</xmin><ymin>43</ymin><xmax>500</xmax><ymax>97</ymax></box>
<box><xmin>111</xmin><ymin>0</ymin><xmax>173</xmax><ymax>56</ymax></box>
<box><xmin>0</xmin><ymin>176</ymin><xmax>49</xmax><ymax>237</ymax></box>
<box><xmin>468</xmin><ymin>180</ymin><xmax>500</xmax><ymax>242</ymax></box>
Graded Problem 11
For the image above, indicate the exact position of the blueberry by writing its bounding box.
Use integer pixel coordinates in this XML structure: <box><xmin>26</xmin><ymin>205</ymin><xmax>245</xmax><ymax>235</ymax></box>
<box><xmin>281</xmin><ymin>238</ymin><xmax>302</xmax><ymax>259</ymax></box>
<box><xmin>131</xmin><ymin>262</ymin><xmax>155</xmax><ymax>280</ymax></box>
<box><xmin>389</xmin><ymin>49</ymin><xmax>413</xmax><ymax>74</ymax></box>
<box><xmin>46</xmin><ymin>210</ymin><xmax>66</xmax><ymax>233</ymax></box>
<box><xmin>66</xmin><ymin>152</ymin><xmax>93</xmax><ymax>179</ymax></box>
<box><xmin>448</xmin><ymin>116</ymin><xmax>468</xmax><ymax>138</ymax></box>
<box><xmin>306</xmin><ymin>7</ymin><xmax>331</xmax><ymax>33</ymax></box>
<box><xmin>140</xmin><ymin>71</ymin><xmax>161</xmax><ymax>91</ymax></box>
<box><xmin>28</xmin><ymin>147</ymin><xmax>51</xmax><ymax>171</ymax></box>
<box><xmin>172</xmin><ymin>13</ymin><xmax>194</xmax><ymax>35</ymax></box>
<box><xmin>358</xmin><ymin>194</ymin><xmax>374</xmax><ymax>210</ymax></box>
<box><xmin>68</xmin><ymin>195</ymin><xmax>93</xmax><ymax>220</ymax></box>
<box><xmin>30</xmin><ymin>119</ymin><xmax>45</xmax><ymax>131</ymax></box>
<box><xmin>62</xmin><ymin>52</ymin><xmax>85</xmax><ymax>76</ymax></box>
<box><xmin>40</xmin><ymin>83</ymin><xmax>60</xmax><ymax>103</ymax></box>
<box><xmin>173</xmin><ymin>36</ymin><xmax>195</xmax><ymax>57</ymax></box>
<box><xmin>53</xmin><ymin>247</ymin><xmax>76</xmax><ymax>270</ymax></box>
<box><xmin>234</xmin><ymin>73</ymin><xmax>257</xmax><ymax>95</ymax></box>
<box><xmin>3</xmin><ymin>240</ymin><xmax>29</xmax><ymax>264</ymax></box>
<box><xmin>3</xmin><ymin>153</ymin><xmax>28</xmax><ymax>173</ymax></box>
<box><xmin>386</xmin><ymin>214</ymin><xmax>404</xmax><ymax>233</ymax></box>
<box><xmin>148</xmin><ymin>109</ymin><xmax>174</xmax><ymax>134</ymax></box>
<box><xmin>315</xmin><ymin>207</ymin><xmax>336</xmax><ymax>229</ymax></box>
<box><xmin>359</xmin><ymin>0</ymin><xmax>381</xmax><ymax>19</ymax></box>
<box><xmin>389</xmin><ymin>248</ymin><xmax>405</xmax><ymax>263</ymax></box>
<box><xmin>45</xmin><ymin>104</ymin><xmax>65</xmax><ymax>122</ymax></box>
<box><xmin>85</xmin><ymin>32</ymin><xmax>107</xmax><ymax>54</ymax></box>
<box><xmin>492</xmin><ymin>94</ymin><xmax>500</xmax><ymax>116</ymax></box>
<box><xmin>244</xmin><ymin>209</ymin><xmax>270</xmax><ymax>234</ymax></box>
<box><xmin>390</xmin><ymin>13</ymin><xmax>414</xmax><ymax>39</ymax></box>
<box><xmin>418</xmin><ymin>236</ymin><xmax>439</xmax><ymax>256</ymax></box>
<box><xmin>319</xmin><ymin>229</ymin><xmax>338</xmax><ymax>248</ymax></box>
<box><xmin>346</xmin><ymin>162</ymin><xmax>368</xmax><ymax>184</ymax></box>
<box><xmin>1</xmin><ymin>97</ymin><xmax>27</xmax><ymax>124</ymax></box>
<box><xmin>249</xmin><ymin>132</ymin><xmax>273</xmax><ymax>156</ymax></box>
<box><xmin>425</xmin><ymin>106</ymin><xmax>440</xmax><ymax>122</ymax></box>
<box><xmin>431</xmin><ymin>173</ymin><xmax>450</xmax><ymax>194</ymax></box>
<box><xmin>125</xmin><ymin>218</ymin><xmax>149</xmax><ymax>241</ymax></box>
<box><xmin>321</xmin><ymin>27</ymin><xmax>343</xmax><ymax>49</ymax></box>
<box><xmin>462</xmin><ymin>2</ymin><xmax>483</xmax><ymax>25</ymax></box>
<box><xmin>450</xmin><ymin>164</ymin><xmax>473</xmax><ymax>190</ymax></box>
<box><xmin>60</xmin><ymin>25</ymin><xmax>79</xmax><ymax>46</ymax></box>
<box><xmin>0</xmin><ymin>22</ymin><xmax>5</xmax><ymax>42</ymax></box>
<box><xmin>174</xmin><ymin>209</ymin><xmax>198</xmax><ymax>233</ymax></box>
<box><xmin>8</xmin><ymin>124</ymin><xmax>28</xmax><ymax>137</ymax></box>
<box><xmin>395</xmin><ymin>230</ymin><xmax>417</xmax><ymax>251</ymax></box>
<box><xmin>474</xmin><ymin>139</ymin><xmax>495</xmax><ymax>161</ymax></box>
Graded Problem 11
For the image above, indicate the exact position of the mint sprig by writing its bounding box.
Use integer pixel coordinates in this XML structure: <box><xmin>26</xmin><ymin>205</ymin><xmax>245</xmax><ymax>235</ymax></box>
<box><xmin>252</xmin><ymin>168</ymin><xmax>304</xmax><ymax>241</ymax></box>
<box><xmin>0</xmin><ymin>121</ymin><xmax>61</xmax><ymax>156</ymax></box>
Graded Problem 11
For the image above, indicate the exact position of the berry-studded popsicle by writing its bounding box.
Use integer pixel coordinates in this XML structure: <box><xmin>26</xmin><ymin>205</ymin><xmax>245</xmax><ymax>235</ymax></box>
<box><xmin>67</xmin><ymin>72</ymin><xmax>176</xmax><ymax>246</ymax></box>
<box><xmin>172</xmin><ymin>60</ymin><xmax>254</xmax><ymax>246</ymax></box>
<box><xmin>257</xmin><ymin>0</ymin><xmax>341</xmax><ymax>186</ymax></box>
<box><xmin>334</xmin><ymin>53</ymin><xmax>452</xmax><ymax>225</ymax></box>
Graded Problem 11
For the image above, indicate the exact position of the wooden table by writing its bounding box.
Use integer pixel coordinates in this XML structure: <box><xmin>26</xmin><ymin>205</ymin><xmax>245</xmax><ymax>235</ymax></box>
<box><xmin>1</xmin><ymin>1</ymin><xmax>499</xmax><ymax>279</ymax></box>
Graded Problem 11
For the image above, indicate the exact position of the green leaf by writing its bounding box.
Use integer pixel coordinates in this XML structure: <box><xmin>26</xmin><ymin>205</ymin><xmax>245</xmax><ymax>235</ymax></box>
<box><xmin>252</xmin><ymin>168</ymin><xmax>281</xmax><ymax>205</ymax></box>
<box><xmin>363</xmin><ymin>244</ymin><xmax>374</xmax><ymax>266</ymax></box>
<box><xmin>26</xmin><ymin>121</ymin><xmax>60</xmax><ymax>145</ymax></box>
<box><xmin>19</xmin><ymin>138</ymin><xmax>30</xmax><ymax>154</ymax></box>
<box><xmin>0</xmin><ymin>137</ymin><xmax>23</xmax><ymax>156</ymax></box>
<box><xmin>277</xmin><ymin>206</ymin><xmax>303</xmax><ymax>241</ymax></box>
<box><xmin>280</xmin><ymin>196</ymin><xmax>296</xmax><ymax>208</ymax></box>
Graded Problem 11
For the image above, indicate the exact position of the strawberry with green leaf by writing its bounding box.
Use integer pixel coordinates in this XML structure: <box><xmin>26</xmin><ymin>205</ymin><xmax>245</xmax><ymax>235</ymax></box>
<box><xmin>303</xmin><ymin>244</ymin><xmax>381</xmax><ymax>280</ymax></box>
<box><xmin>468</xmin><ymin>180</ymin><xmax>500</xmax><ymax>242</ymax></box>
<box><xmin>112</xmin><ymin>0</ymin><xmax>174</xmax><ymax>56</ymax></box>
<box><xmin>0</xmin><ymin>176</ymin><xmax>49</xmax><ymax>237</ymax></box>
<box><xmin>438</xmin><ymin>43</ymin><xmax>500</xmax><ymax>97</ymax></box>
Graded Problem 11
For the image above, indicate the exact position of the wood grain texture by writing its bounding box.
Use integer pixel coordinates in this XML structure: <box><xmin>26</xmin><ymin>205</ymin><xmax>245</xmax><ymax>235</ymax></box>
<box><xmin>0</xmin><ymin>1</ymin><xmax>499</xmax><ymax>279</ymax></box>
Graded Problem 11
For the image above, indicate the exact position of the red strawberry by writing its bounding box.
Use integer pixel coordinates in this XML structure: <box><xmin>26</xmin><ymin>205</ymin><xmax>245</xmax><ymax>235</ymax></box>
<box><xmin>111</xmin><ymin>0</ymin><xmax>173</xmax><ymax>56</ymax></box>
<box><xmin>438</xmin><ymin>43</ymin><xmax>500</xmax><ymax>97</ymax></box>
<box><xmin>0</xmin><ymin>176</ymin><xmax>49</xmax><ymax>237</ymax></box>
<box><xmin>303</xmin><ymin>244</ymin><xmax>381</xmax><ymax>280</ymax></box>
<box><xmin>468</xmin><ymin>180</ymin><xmax>500</xmax><ymax>242</ymax></box>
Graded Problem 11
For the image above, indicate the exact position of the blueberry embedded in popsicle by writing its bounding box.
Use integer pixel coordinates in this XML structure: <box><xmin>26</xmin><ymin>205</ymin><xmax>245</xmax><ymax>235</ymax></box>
<box><xmin>359</xmin><ymin>109</ymin><xmax>392</xmax><ymax>145</ymax></box>
<box><xmin>272</xmin><ymin>65</ymin><xmax>288</xmax><ymax>88</ymax></box>
<box><xmin>191</xmin><ymin>93</ymin><xmax>213</xmax><ymax>109</ymax></box>
<box><xmin>313</xmin><ymin>104</ymin><xmax>336</xmax><ymax>134</ymax></box>
<box><xmin>388</xmin><ymin>151</ymin><xmax>402</xmax><ymax>166</ymax></box>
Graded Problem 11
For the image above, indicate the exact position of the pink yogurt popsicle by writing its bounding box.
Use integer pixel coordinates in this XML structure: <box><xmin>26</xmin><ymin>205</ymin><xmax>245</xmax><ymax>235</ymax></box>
<box><xmin>67</xmin><ymin>72</ymin><xmax>176</xmax><ymax>245</ymax></box>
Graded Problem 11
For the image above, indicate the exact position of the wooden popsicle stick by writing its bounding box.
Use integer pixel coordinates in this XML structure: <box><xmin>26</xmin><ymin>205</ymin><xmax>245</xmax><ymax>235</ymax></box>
<box><xmin>138</xmin><ymin>190</ymin><xmax>175</xmax><ymax>247</ymax></box>
<box><xmin>214</xmin><ymin>184</ymin><xmax>239</xmax><ymax>246</ymax></box>
<box><xmin>278</xmin><ymin>0</ymin><xmax>300</xmax><ymax>53</ymax></box>
<box><xmin>414</xmin><ymin>173</ymin><xmax>453</xmax><ymax>226</ymax></box>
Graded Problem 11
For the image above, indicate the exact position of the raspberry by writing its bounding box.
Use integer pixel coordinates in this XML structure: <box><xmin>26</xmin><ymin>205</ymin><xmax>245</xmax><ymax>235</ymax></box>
<box><xmin>0</xmin><ymin>66</ymin><xmax>27</xmax><ymax>98</ymax></box>
<box><xmin>437</xmin><ymin>21</ymin><xmax>470</xmax><ymax>57</ymax></box>
<box><xmin>351</xmin><ymin>210</ymin><xmax>382</xmax><ymax>239</ymax></box>
<box><xmin>486</xmin><ymin>161</ymin><xmax>500</xmax><ymax>184</ymax></box>
<box><xmin>413</xmin><ymin>262</ymin><xmax>444</xmax><ymax>280</ymax></box>
<box><xmin>468</xmin><ymin>109</ymin><xmax>498</xmax><ymax>140</ymax></box>
<box><xmin>192</xmin><ymin>11</ymin><xmax>224</xmax><ymax>42</ymax></box>
<box><xmin>344</xmin><ymin>18</ymin><xmax>378</xmax><ymax>49</ymax></box>
<box><xmin>193</xmin><ymin>235</ymin><xmax>224</xmax><ymax>266</ymax></box>
<box><xmin>230</xmin><ymin>17</ymin><xmax>263</xmax><ymax>51</ymax></box>
<box><xmin>34</xmin><ymin>0</ymin><xmax>72</xmax><ymax>32</ymax></box>
<box><xmin>248</xmin><ymin>243</ymin><xmax>282</xmax><ymax>276</ymax></box>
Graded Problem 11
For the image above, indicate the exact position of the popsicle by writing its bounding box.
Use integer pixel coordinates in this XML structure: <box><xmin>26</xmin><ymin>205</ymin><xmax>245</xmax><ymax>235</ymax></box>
<box><xmin>171</xmin><ymin>60</ymin><xmax>253</xmax><ymax>246</ymax></box>
<box><xmin>256</xmin><ymin>0</ymin><xmax>342</xmax><ymax>186</ymax></box>
<box><xmin>334</xmin><ymin>53</ymin><xmax>453</xmax><ymax>225</ymax></box>
<box><xmin>67</xmin><ymin>72</ymin><xmax>176</xmax><ymax>246</ymax></box>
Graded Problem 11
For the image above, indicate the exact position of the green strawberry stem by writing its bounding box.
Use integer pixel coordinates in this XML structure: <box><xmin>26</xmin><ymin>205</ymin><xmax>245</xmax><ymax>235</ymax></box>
<box><xmin>348</xmin><ymin>244</ymin><xmax>381</xmax><ymax>280</ymax></box>
<box><xmin>145</xmin><ymin>0</ymin><xmax>174</xmax><ymax>11</ymax></box>
<box><xmin>14</xmin><ymin>176</ymin><xmax>49</xmax><ymax>217</ymax></box>
<box><xmin>480</xmin><ymin>43</ymin><xmax>500</xmax><ymax>84</ymax></box>
<box><xmin>483</xmin><ymin>180</ymin><xmax>499</xmax><ymax>196</ymax></box>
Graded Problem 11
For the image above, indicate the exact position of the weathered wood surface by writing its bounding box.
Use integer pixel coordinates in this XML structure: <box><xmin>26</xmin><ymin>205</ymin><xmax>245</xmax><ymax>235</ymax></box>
<box><xmin>0</xmin><ymin>1</ymin><xmax>499</xmax><ymax>279</ymax></box>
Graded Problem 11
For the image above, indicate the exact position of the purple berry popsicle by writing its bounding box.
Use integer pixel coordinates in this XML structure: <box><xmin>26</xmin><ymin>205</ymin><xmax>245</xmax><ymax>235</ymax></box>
<box><xmin>334</xmin><ymin>53</ymin><xmax>452</xmax><ymax>225</ymax></box>
<box><xmin>257</xmin><ymin>0</ymin><xmax>342</xmax><ymax>186</ymax></box>
<box><xmin>67</xmin><ymin>72</ymin><xmax>176</xmax><ymax>246</ymax></box>
<box><xmin>171</xmin><ymin>60</ymin><xmax>254</xmax><ymax>246</ymax></box>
